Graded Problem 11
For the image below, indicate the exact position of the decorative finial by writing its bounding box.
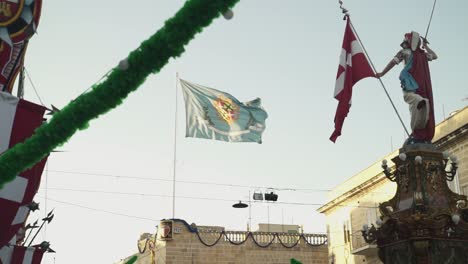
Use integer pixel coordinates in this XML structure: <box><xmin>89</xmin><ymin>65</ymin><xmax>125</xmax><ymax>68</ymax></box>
<box><xmin>339</xmin><ymin>0</ymin><xmax>350</xmax><ymax>19</ymax></box>
<box><xmin>27</xmin><ymin>201</ymin><xmax>40</xmax><ymax>212</ymax></box>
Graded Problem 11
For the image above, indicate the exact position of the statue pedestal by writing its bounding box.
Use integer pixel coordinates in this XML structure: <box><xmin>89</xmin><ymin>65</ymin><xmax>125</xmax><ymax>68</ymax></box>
<box><xmin>380</xmin><ymin>239</ymin><xmax>468</xmax><ymax>264</ymax></box>
<box><xmin>362</xmin><ymin>143</ymin><xmax>468</xmax><ymax>264</ymax></box>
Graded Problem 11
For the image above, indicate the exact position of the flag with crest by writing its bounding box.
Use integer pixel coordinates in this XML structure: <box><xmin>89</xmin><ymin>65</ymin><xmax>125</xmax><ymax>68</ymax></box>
<box><xmin>180</xmin><ymin>79</ymin><xmax>268</xmax><ymax>144</ymax></box>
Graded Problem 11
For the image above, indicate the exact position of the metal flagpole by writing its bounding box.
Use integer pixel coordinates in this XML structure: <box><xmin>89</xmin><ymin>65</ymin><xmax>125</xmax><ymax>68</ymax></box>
<box><xmin>44</xmin><ymin>161</ymin><xmax>48</xmax><ymax>240</ymax></box>
<box><xmin>248</xmin><ymin>191</ymin><xmax>252</xmax><ymax>230</ymax></box>
<box><xmin>17</xmin><ymin>66</ymin><xmax>25</xmax><ymax>98</ymax></box>
<box><xmin>348</xmin><ymin>19</ymin><xmax>411</xmax><ymax>137</ymax></box>
<box><xmin>424</xmin><ymin>0</ymin><xmax>438</xmax><ymax>39</ymax></box>
<box><xmin>172</xmin><ymin>73</ymin><xmax>179</xmax><ymax>219</ymax></box>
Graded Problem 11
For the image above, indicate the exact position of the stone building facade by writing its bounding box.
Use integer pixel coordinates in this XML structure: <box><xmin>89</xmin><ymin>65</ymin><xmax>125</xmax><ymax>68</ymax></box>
<box><xmin>116</xmin><ymin>219</ymin><xmax>328</xmax><ymax>264</ymax></box>
<box><xmin>318</xmin><ymin>106</ymin><xmax>468</xmax><ymax>264</ymax></box>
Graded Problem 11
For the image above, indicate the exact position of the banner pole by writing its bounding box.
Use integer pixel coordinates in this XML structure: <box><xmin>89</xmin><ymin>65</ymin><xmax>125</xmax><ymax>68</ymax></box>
<box><xmin>172</xmin><ymin>73</ymin><xmax>179</xmax><ymax>219</ymax></box>
<box><xmin>348</xmin><ymin>18</ymin><xmax>410</xmax><ymax>137</ymax></box>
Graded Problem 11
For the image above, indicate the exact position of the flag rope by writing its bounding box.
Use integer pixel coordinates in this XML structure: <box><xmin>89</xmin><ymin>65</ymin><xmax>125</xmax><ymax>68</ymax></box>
<box><xmin>348</xmin><ymin>18</ymin><xmax>411</xmax><ymax>137</ymax></box>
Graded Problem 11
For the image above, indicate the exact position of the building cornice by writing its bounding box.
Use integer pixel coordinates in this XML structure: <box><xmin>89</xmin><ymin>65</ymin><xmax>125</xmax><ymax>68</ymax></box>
<box><xmin>317</xmin><ymin>172</ymin><xmax>387</xmax><ymax>214</ymax></box>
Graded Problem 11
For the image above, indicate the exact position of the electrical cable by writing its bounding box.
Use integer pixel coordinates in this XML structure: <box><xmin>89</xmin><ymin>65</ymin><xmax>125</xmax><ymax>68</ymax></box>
<box><xmin>38</xmin><ymin>187</ymin><xmax>378</xmax><ymax>209</ymax></box>
<box><xmin>36</xmin><ymin>195</ymin><xmax>158</xmax><ymax>222</ymax></box>
<box><xmin>45</xmin><ymin>169</ymin><xmax>395</xmax><ymax>197</ymax></box>
<box><xmin>24</xmin><ymin>68</ymin><xmax>45</xmax><ymax>106</ymax></box>
<box><xmin>46</xmin><ymin>169</ymin><xmax>331</xmax><ymax>192</ymax></box>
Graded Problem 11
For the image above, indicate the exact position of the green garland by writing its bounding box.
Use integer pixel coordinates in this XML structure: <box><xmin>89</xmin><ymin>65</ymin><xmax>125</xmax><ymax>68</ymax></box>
<box><xmin>290</xmin><ymin>259</ymin><xmax>302</xmax><ymax>264</ymax></box>
<box><xmin>124</xmin><ymin>256</ymin><xmax>138</xmax><ymax>264</ymax></box>
<box><xmin>0</xmin><ymin>0</ymin><xmax>240</xmax><ymax>188</ymax></box>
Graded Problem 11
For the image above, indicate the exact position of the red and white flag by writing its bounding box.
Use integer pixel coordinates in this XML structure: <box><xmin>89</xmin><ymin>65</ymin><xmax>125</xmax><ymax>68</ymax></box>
<box><xmin>330</xmin><ymin>19</ymin><xmax>374</xmax><ymax>142</ymax></box>
<box><xmin>0</xmin><ymin>245</ymin><xmax>44</xmax><ymax>264</ymax></box>
<box><xmin>0</xmin><ymin>92</ymin><xmax>47</xmax><ymax>248</ymax></box>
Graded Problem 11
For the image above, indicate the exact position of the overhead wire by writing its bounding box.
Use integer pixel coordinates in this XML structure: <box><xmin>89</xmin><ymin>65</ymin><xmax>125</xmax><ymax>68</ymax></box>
<box><xmin>38</xmin><ymin>195</ymin><xmax>370</xmax><ymax>242</ymax></box>
<box><xmin>45</xmin><ymin>169</ymin><xmax>395</xmax><ymax>196</ymax></box>
<box><xmin>23</xmin><ymin>65</ymin><xmax>113</xmax><ymax>109</ymax></box>
<box><xmin>36</xmin><ymin>195</ymin><xmax>158</xmax><ymax>222</ymax></box>
<box><xmin>46</xmin><ymin>169</ymin><xmax>331</xmax><ymax>192</ymax></box>
<box><xmin>76</xmin><ymin>68</ymin><xmax>112</xmax><ymax>97</ymax></box>
<box><xmin>24</xmin><ymin>67</ymin><xmax>45</xmax><ymax>106</ymax></box>
<box><xmin>38</xmin><ymin>187</ymin><xmax>378</xmax><ymax>209</ymax></box>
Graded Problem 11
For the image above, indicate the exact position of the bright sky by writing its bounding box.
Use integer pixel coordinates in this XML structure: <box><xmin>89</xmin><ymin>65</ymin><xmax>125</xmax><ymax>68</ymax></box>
<box><xmin>20</xmin><ymin>0</ymin><xmax>468</xmax><ymax>263</ymax></box>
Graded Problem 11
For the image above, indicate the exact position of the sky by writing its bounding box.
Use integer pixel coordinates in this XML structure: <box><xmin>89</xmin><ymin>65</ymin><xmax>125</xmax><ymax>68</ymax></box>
<box><xmin>16</xmin><ymin>0</ymin><xmax>468</xmax><ymax>263</ymax></box>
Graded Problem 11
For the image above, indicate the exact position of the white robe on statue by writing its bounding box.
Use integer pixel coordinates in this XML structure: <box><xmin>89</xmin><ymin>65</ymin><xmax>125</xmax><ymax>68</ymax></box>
<box><xmin>403</xmin><ymin>91</ymin><xmax>430</xmax><ymax>130</ymax></box>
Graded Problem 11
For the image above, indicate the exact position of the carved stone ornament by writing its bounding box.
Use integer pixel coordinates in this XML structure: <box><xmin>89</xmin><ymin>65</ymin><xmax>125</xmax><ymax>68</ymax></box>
<box><xmin>363</xmin><ymin>143</ymin><xmax>467</xmax><ymax>263</ymax></box>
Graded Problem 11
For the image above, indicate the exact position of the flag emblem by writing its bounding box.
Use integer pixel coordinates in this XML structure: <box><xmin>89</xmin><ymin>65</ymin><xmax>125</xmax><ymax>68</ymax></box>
<box><xmin>213</xmin><ymin>96</ymin><xmax>239</xmax><ymax>124</ymax></box>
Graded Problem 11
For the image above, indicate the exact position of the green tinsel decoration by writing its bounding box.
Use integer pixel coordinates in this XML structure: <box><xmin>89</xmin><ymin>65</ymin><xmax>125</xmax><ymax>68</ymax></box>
<box><xmin>290</xmin><ymin>259</ymin><xmax>302</xmax><ymax>264</ymax></box>
<box><xmin>124</xmin><ymin>256</ymin><xmax>138</xmax><ymax>264</ymax></box>
<box><xmin>0</xmin><ymin>0</ymin><xmax>239</xmax><ymax>188</ymax></box>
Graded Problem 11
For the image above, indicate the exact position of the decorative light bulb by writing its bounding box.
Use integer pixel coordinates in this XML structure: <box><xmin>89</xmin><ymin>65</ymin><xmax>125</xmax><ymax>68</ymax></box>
<box><xmin>452</xmin><ymin>214</ymin><xmax>461</xmax><ymax>225</ymax></box>
<box><xmin>362</xmin><ymin>224</ymin><xmax>369</xmax><ymax>231</ymax></box>
<box><xmin>399</xmin><ymin>153</ymin><xmax>407</xmax><ymax>161</ymax></box>
<box><xmin>450</xmin><ymin>155</ymin><xmax>458</xmax><ymax>163</ymax></box>
<box><xmin>376</xmin><ymin>219</ymin><xmax>382</xmax><ymax>226</ymax></box>
<box><xmin>415</xmin><ymin>156</ymin><xmax>423</xmax><ymax>164</ymax></box>
<box><xmin>443</xmin><ymin>151</ymin><xmax>449</xmax><ymax>159</ymax></box>
<box><xmin>119</xmin><ymin>58</ymin><xmax>129</xmax><ymax>71</ymax></box>
<box><xmin>223</xmin><ymin>9</ymin><xmax>234</xmax><ymax>20</ymax></box>
<box><xmin>382</xmin><ymin>159</ymin><xmax>387</xmax><ymax>166</ymax></box>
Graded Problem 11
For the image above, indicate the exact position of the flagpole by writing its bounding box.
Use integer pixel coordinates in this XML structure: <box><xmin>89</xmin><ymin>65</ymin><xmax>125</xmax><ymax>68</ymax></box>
<box><xmin>172</xmin><ymin>73</ymin><xmax>179</xmax><ymax>219</ymax></box>
<box><xmin>44</xmin><ymin>161</ymin><xmax>48</xmax><ymax>240</ymax></box>
<box><xmin>424</xmin><ymin>0</ymin><xmax>438</xmax><ymax>39</ymax></box>
<box><xmin>348</xmin><ymin>18</ymin><xmax>411</xmax><ymax>137</ymax></box>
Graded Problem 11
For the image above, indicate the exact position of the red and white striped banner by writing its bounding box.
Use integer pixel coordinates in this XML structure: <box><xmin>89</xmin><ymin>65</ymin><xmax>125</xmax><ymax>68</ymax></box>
<box><xmin>0</xmin><ymin>91</ymin><xmax>47</xmax><ymax>248</ymax></box>
<box><xmin>0</xmin><ymin>245</ymin><xmax>44</xmax><ymax>264</ymax></box>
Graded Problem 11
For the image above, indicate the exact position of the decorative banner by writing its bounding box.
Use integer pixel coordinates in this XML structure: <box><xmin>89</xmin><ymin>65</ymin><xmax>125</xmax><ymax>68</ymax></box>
<box><xmin>0</xmin><ymin>91</ymin><xmax>47</xmax><ymax>248</ymax></box>
<box><xmin>0</xmin><ymin>245</ymin><xmax>44</xmax><ymax>264</ymax></box>
<box><xmin>0</xmin><ymin>0</ymin><xmax>240</xmax><ymax>188</ymax></box>
<box><xmin>0</xmin><ymin>0</ymin><xmax>42</xmax><ymax>93</ymax></box>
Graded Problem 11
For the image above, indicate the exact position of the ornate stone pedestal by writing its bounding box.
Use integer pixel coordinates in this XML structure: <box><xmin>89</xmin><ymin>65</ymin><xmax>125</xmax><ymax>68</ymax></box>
<box><xmin>379</xmin><ymin>239</ymin><xmax>468</xmax><ymax>264</ymax></box>
<box><xmin>362</xmin><ymin>143</ymin><xmax>468</xmax><ymax>264</ymax></box>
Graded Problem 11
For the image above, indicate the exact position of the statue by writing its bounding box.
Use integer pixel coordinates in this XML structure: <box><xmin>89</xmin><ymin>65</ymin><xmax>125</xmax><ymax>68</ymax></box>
<box><xmin>376</xmin><ymin>31</ymin><xmax>438</xmax><ymax>144</ymax></box>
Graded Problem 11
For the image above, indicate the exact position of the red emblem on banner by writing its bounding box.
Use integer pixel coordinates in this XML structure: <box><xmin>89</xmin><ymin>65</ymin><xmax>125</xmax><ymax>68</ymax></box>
<box><xmin>0</xmin><ymin>0</ymin><xmax>24</xmax><ymax>27</ymax></box>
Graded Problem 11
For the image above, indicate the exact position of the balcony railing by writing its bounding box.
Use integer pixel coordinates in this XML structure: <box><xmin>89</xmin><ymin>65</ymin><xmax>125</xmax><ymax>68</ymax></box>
<box><xmin>195</xmin><ymin>230</ymin><xmax>327</xmax><ymax>248</ymax></box>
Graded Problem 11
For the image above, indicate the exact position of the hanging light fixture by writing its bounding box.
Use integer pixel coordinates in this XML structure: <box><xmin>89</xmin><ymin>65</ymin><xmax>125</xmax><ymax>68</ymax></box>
<box><xmin>264</xmin><ymin>192</ymin><xmax>278</xmax><ymax>202</ymax></box>
<box><xmin>232</xmin><ymin>201</ymin><xmax>248</xmax><ymax>208</ymax></box>
<box><xmin>253</xmin><ymin>191</ymin><xmax>264</xmax><ymax>201</ymax></box>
